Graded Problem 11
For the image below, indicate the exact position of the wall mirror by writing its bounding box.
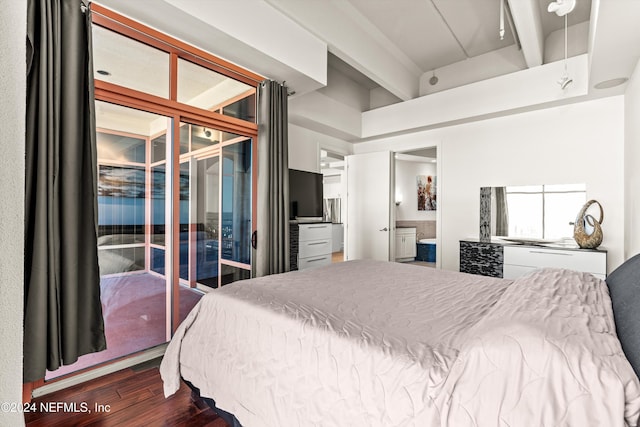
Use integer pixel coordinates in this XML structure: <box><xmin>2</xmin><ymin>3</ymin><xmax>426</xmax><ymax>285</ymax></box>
<box><xmin>483</xmin><ymin>184</ymin><xmax>586</xmax><ymax>242</ymax></box>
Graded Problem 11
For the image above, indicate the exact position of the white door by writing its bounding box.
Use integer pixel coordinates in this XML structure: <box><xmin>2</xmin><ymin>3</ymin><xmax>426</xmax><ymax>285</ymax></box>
<box><xmin>346</xmin><ymin>151</ymin><xmax>393</xmax><ymax>261</ymax></box>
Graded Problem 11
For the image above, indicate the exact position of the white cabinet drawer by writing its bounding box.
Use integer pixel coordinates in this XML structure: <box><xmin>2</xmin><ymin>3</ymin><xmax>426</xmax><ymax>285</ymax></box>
<box><xmin>504</xmin><ymin>246</ymin><xmax>606</xmax><ymax>275</ymax></box>
<box><xmin>299</xmin><ymin>223</ymin><xmax>331</xmax><ymax>241</ymax></box>
<box><xmin>297</xmin><ymin>223</ymin><xmax>333</xmax><ymax>270</ymax></box>
<box><xmin>299</xmin><ymin>239</ymin><xmax>332</xmax><ymax>258</ymax></box>
<box><xmin>298</xmin><ymin>254</ymin><xmax>332</xmax><ymax>270</ymax></box>
<box><xmin>505</xmin><ymin>262</ymin><xmax>606</xmax><ymax>280</ymax></box>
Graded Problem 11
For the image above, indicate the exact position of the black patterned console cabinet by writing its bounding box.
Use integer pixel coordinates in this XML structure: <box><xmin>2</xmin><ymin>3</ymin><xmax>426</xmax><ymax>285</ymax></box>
<box><xmin>460</xmin><ymin>239</ymin><xmax>607</xmax><ymax>280</ymax></box>
<box><xmin>459</xmin><ymin>240</ymin><xmax>504</xmax><ymax>278</ymax></box>
<box><xmin>289</xmin><ymin>222</ymin><xmax>299</xmax><ymax>271</ymax></box>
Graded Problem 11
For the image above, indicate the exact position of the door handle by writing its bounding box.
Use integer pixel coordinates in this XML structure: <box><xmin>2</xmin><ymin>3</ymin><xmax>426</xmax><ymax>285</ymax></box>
<box><xmin>379</xmin><ymin>227</ymin><xmax>388</xmax><ymax>231</ymax></box>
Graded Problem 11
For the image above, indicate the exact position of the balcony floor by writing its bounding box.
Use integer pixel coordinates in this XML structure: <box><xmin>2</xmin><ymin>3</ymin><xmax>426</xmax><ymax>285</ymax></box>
<box><xmin>46</xmin><ymin>272</ymin><xmax>203</xmax><ymax>380</ymax></box>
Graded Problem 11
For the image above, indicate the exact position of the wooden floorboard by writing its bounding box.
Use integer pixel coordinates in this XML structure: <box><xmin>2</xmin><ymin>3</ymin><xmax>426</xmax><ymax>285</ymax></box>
<box><xmin>25</xmin><ymin>365</ymin><xmax>228</xmax><ymax>427</ymax></box>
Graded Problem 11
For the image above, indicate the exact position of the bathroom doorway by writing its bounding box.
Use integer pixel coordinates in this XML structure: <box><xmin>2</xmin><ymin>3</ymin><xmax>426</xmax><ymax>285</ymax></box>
<box><xmin>394</xmin><ymin>147</ymin><xmax>438</xmax><ymax>268</ymax></box>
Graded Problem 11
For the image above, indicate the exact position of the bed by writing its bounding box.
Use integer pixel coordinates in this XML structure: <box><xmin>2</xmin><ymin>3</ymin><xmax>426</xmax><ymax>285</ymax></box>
<box><xmin>160</xmin><ymin>258</ymin><xmax>640</xmax><ymax>426</ymax></box>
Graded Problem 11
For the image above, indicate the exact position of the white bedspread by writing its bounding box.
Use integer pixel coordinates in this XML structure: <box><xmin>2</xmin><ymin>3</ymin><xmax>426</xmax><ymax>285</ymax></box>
<box><xmin>160</xmin><ymin>260</ymin><xmax>640</xmax><ymax>426</ymax></box>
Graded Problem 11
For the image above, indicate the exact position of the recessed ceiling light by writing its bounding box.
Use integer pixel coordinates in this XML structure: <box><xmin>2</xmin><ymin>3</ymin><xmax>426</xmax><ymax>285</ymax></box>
<box><xmin>96</xmin><ymin>69</ymin><xmax>111</xmax><ymax>76</ymax></box>
<box><xmin>594</xmin><ymin>77</ymin><xmax>628</xmax><ymax>90</ymax></box>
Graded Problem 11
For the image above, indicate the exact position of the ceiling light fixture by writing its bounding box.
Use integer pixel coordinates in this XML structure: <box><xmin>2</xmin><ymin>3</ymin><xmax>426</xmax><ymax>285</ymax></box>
<box><xmin>429</xmin><ymin>70</ymin><xmax>438</xmax><ymax>86</ymax></box>
<box><xmin>548</xmin><ymin>0</ymin><xmax>575</xmax><ymax>90</ymax></box>
<box><xmin>547</xmin><ymin>0</ymin><xmax>576</xmax><ymax>16</ymax></box>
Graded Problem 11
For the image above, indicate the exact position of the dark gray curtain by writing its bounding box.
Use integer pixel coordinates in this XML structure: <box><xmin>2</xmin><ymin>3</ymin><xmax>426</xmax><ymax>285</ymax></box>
<box><xmin>255</xmin><ymin>80</ymin><xmax>289</xmax><ymax>277</ymax></box>
<box><xmin>494</xmin><ymin>186</ymin><xmax>509</xmax><ymax>236</ymax></box>
<box><xmin>24</xmin><ymin>0</ymin><xmax>105</xmax><ymax>382</ymax></box>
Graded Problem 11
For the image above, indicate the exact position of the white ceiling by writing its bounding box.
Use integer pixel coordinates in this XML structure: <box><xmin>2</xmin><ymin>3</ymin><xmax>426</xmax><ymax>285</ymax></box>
<box><xmin>347</xmin><ymin>0</ymin><xmax>589</xmax><ymax>71</ymax></box>
<box><xmin>266</xmin><ymin>0</ymin><xmax>592</xmax><ymax>98</ymax></box>
<box><xmin>95</xmin><ymin>0</ymin><xmax>640</xmax><ymax>141</ymax></box>
<box><xmin>346</xmin><ymin>0</ymin><xmax>517</xmax><ymax>72</ymax></box>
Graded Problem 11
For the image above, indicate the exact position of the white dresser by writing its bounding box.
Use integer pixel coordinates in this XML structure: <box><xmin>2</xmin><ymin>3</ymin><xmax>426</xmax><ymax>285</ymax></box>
<box><xmin>395</xmin><ymin>227</ymin><xmax>417</xmax><ymax>262</ymax></box>
<box><xmin>503</xmin><ymin>245</ymin><xmax>607</xmax><ymax>280</ymax></box>
<box><xmin>298</xmin><ymin>223</ymin><xmax>333</xmax><ymax>270</ymax></box>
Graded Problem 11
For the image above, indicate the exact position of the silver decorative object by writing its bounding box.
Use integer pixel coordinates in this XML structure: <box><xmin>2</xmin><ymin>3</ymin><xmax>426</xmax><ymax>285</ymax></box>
<box><xmin>573</xmin><ymin>200</ymin><xmax>603</xmax><ymax>249</ymax></box>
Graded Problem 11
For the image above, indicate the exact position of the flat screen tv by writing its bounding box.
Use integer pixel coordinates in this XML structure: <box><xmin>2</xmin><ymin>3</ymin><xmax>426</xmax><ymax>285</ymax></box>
<box><xmin>289</xmin><ymin>169</ymin><xmax>323</xmax><ymax>220</ymax></box>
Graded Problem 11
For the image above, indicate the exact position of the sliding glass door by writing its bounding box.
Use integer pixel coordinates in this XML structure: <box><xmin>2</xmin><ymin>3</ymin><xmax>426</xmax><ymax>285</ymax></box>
<box><xmin>221</xmin><ymin>138</ymin><xmax>253</xmax><ymax>285</ymax></box>
<box><xmin>46</xmin><ymin>102</ymin><xmax>185</xmax><ymax>379</ymax></box>
<box><xmin>43</xmin><ymin>4</ymin><xmax>259</xmax><ymax>381</ymax></box>
<box><xmin>179</xmin><ymin>123</ymin><xmax>253</xmax><ymax>294</ymax></box>
<box><xmin>179</xmin><ymin>122</ymin><xmax>221</xmax><ymax>292</ymax></box>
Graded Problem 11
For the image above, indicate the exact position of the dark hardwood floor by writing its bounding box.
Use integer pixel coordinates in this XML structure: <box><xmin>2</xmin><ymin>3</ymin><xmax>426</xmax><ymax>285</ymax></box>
<box><xmin>25</xmin><ymin>361</ymin><xmax>228</xmax><ymax>427</ymax></box>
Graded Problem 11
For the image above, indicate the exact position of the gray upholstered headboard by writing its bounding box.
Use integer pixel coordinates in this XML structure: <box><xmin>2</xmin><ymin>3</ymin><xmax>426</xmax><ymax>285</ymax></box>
<box><xmin>606</xmin><ymin>253</ymin><xmax>640</xmax><ymax>378</ymax></box>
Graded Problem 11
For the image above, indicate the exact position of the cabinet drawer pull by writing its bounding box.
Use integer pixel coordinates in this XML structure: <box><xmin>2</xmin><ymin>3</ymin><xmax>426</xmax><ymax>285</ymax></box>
<box><xmin>307</xmin><ymin>225</ymin><xmax>327</xmax><ymax>229</ymax></box>
<box><xmin>307</xmin><ymin>257</ymin><xmax>327</xmax><ymax>263</ymax></box>
<box><xmin>308</xmin><ymin>242</ymin><xmax>327</xmax><ymax>246</ymax></box>
<box><xmin>529</xmin><ymin>250</ymin><xmax>572</xmax><ymax>256</ymax></box>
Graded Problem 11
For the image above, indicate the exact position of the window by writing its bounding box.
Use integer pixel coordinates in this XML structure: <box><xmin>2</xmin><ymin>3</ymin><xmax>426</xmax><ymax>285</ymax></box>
<box><xmin>177</xmin><ymin>58</ymin><xmax>255</xmax><ymax>119</ymax></box>
<box><xmin>505</xmin><ymin>184</ymin><xmax>586</xmax><ymax>239</ymax></box>
<box><xmin>96</xmin><ymin>101</ymin><xmax>171</xmax><ymax>275</ymax></box>
<box><xmin>93</xmin><ymin>25</ymin><xmax>170</xmax><ymax>98</ymax></box>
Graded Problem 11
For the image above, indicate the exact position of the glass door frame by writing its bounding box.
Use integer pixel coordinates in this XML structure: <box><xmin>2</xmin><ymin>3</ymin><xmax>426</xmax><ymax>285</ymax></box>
<box><xmin>92</xmin><ymin>3</ymin><xmax>260</xmax><ymax>338</ymax></box>
<box><xmin>94</xmin><ymin>95</ymin><xmax>257</xmax><ymax>340</ymax></box>
<box><xmin>178</xmin><ymin>128</ymin><xmax>255</xmax><ymax>293</ymax></box>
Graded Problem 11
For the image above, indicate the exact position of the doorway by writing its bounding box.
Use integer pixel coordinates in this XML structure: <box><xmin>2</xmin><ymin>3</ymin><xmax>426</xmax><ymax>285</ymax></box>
<box><xmin>345</xmin><ymin>151</ymin><xmax>395</xmax><ymax>261</ymax></box>
<box><xmin>394</xmin><ymin>147</ymin><xmax>439</xmax><ymax>268</ymax></box>
<box><xmin>320</xmin><ymin>149</ymin><xmax>346</xmax><ymax>263</ymax></box>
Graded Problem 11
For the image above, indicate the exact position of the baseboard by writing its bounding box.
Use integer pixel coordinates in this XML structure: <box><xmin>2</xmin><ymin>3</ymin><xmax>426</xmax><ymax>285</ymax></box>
<box><xmin>31</xmin><ymin>344</ymin><xmax>167</xmax><ymax>398</ymax></box>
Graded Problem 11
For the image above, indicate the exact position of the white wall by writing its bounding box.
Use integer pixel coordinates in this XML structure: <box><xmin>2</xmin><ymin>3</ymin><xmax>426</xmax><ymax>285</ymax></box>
<box><xmin>395</xmin><ymin>160</ymin><xmax>437</xmax><ymax>221</ymax></box>
<box><xmin>625</xmin><ymin>59</ymin><xmax>640</xmax><ymax>259</ymax></box>
<box><xmin>370</xmin><ymin>87</ymin><xmax>401</xmax><ymax>110</ymax></box>
<box><xmin>363</xmin><ymin>54</ymin><xmax>589</xmax><ymax>138</ymax></box>
<box><xmin>324</xmin><ymin>172</ymin><xmax>346</xmax><ymax>199</ymax></box>
<box><xmin>289</xmin><ymin>124</ymin><xmax>321</xmax><ymax>172</ymax></box>
<box><xmin>0</xmin><ymin>0</ymin><xmax>25</xmax><ymax>424</ymax></box>
<box><xmin>288</xmin><ymin>123</ymin><xmax>353</xmax><ymax>173</ymax></box>
<box><xmin>356</xmin><ymin>96</ymin><xmax>625</xmax><ymax>274</ymax></box>
<box><xmin>319</xmin><ymin>65</ymin><xmax>370</xmax><ymax>111</ymax></box>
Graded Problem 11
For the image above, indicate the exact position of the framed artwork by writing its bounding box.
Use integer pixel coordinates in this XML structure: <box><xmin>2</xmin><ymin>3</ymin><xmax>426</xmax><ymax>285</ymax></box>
<box><xmin>417</xmin><ymin>175</ymin><xmax>437</xmax><ymax>211</ymax></box>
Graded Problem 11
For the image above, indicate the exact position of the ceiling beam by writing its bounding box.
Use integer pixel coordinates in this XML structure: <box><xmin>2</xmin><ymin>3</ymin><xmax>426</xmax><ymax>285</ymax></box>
<box><xmin>507</xmin><ymin>0</ymin><xmax>544</xmax><ymax>68</ymax></box>
<box><xmin>362</xmin><ymin>54</ymin><xmax>588</xmax><ymax>138</ymax></box>
<box><xmin>265</xmin><ymin>0</ymin><xmax>422</xmax><ymax>101</ymax></box>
